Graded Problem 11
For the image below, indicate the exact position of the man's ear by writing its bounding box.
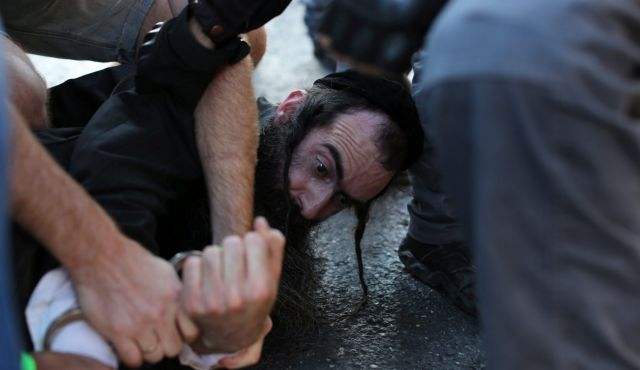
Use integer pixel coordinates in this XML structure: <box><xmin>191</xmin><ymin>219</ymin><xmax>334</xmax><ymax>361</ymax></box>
<box><xmin>275</xmin><ymin>90</ymin><xmax>307</xmax><ymax>125</ymax></box>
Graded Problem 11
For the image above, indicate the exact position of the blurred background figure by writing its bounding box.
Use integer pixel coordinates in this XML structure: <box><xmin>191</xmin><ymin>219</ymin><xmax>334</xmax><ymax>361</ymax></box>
<box><xmin>319</xmin><ymin>0</ymin><xmax>640</xmax><ymax>368</ymax></box>
<box><xmin>305</xmin><ymin>0</ymin><xmax>476</xmax><ymax>316</ymax></box>
<box><xmin>301</xmin><ymin>0</ymin><xmax>336</xmax><ymax>71</ymax></box>
<box><xmin>0</xmin><ymin>34</ymin><xmax>22</xmax><ymax>370</ymax></box>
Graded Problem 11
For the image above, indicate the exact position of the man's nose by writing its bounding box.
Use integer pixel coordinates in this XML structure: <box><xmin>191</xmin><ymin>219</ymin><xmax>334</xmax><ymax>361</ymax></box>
<box><xmin>300</xmin><ymin>189</ymin><xmax>334</xmax><ymax>220</ymax></box>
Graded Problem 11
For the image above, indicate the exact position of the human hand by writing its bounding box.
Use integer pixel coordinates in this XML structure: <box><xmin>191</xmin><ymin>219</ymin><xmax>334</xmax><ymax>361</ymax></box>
<box><xmin>33</xmin><ymin>352</ymin><xmax>115</xmax><ymax>370</ymax></box>
<box><xmin>182</xmin><ymin>217</ymin><xmax>285</xmax><ymax>353</ymax></box>
<box><xmin>70</xmin><ymin>237</ymin><xmax>199</xmax><ymax>367</ymax></box>
<box><xmin>318</xmin><ymin>0</ymin><xmax>446</xmax><ymax>73</ymax></box>
<box><xmin>190</xmin><ymin>0</ymin><xmax>291</xmax><ymax>42</ymax></box>
<box><xmin>217</xmin><ymin>317</ymin><xmax>273</xmax><ymax>369</ymax></box>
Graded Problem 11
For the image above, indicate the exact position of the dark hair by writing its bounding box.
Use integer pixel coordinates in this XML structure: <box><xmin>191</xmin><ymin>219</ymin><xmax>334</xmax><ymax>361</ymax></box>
<box><xmin>291</xmin><ymin>84</ymin><xmax>410</xmax><ymax>172</ymax></box>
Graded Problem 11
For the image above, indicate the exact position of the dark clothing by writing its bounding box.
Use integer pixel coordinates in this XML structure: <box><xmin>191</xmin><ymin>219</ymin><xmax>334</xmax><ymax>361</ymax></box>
<box><xmin>14</xmin><ymin>65</ymin><xmax>281</xmax><ymax>369</ymax></box>
<box><xmin>303</xmin><ymin>0</ymin><xmax>464</xmax><ymax>247</ymax></box>
<box><xmin>422</xmin><ymin>0</ymin><xmax>640</xmax><ymax>368</ymax></box>
<box><xmin>13</xmin><ymin>67</ymin><xmax>253</xmax><ymax>369</ymax></box>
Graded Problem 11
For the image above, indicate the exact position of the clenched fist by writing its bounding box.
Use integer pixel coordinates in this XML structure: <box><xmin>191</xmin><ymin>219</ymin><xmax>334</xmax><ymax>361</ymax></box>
<box><xmin>181</xmin><ymin>217</ymin><xmax>285</xmax><ymax>353</ymax></box>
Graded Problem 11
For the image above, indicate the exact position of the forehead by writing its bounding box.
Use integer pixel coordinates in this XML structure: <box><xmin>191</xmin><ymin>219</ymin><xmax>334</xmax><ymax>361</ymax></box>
<box><xmin>301</xmin><ymin>110</ymin><xmax>395</xmax><ymax>200</ymax></box>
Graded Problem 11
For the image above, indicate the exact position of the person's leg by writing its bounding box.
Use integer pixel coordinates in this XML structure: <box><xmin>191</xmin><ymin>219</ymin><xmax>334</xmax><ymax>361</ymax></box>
<box><xmin>1</xmin><ymin>36</ymin><xmax>47</xmax><ymax>130</ymax></box>
<box><xmin>0</xmin><ymin>0</ymin><xmax>187</xmax><ymax>63</ymax></box>
<box><xmin>423</xmin><ymin>0</ymin><xmax>640</xmax><ymax>367</ymax></box>
<box><xmin>396</xmin><ymin>46</ymin><xmax>475</xmax><ymax>316</ymax></box>
<box><xmin>301</xmin><ymin>0</ymin><xmax>336</xmax><ymax>70</ymax></box>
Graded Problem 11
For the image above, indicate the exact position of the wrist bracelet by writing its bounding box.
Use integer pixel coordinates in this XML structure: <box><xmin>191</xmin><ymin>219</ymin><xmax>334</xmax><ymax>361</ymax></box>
<box><xmin>43</xmin><ymin>308</ymin><xmax>84</xmax><ymax>350</ymax></box>
<box><xmin>170</xmin><ymin>250</ymin><xmax>204</xmax><ymax>273</ymax></box>
<box><xmin>21</xmin><ymin>352</ymin><xmax>37</xmax><ymax>370</ymax></box>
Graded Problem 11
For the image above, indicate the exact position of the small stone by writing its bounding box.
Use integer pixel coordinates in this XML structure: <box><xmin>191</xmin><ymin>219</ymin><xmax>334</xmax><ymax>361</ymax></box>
<box><xmin>370</xmin><ymin>365</ymin><xmax>379</xmax><ymax>368</ymax></box>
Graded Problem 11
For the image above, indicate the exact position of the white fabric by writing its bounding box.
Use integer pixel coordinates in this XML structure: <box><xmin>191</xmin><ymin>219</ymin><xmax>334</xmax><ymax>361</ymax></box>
<box><xmin>26</xmin><ymin>268</ymin><xmax>118</xmax><ymax>367</ymax></box>
<box><xmin>25</xmin><ymin>268</ymin><xmax>226</xmax><ymax>369</ymax></box>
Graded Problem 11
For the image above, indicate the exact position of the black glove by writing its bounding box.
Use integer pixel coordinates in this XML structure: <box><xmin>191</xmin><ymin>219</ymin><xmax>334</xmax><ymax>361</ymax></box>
<box><xmin>318</xmin><ymin>0</ymin><xmax>447</xmax><ymax>74</ymax></box>
<box><xmin>189</xmin><ymin>0</ymin><xmax>291</xmax><ymax>43</ymax></box>
<box><xmin>136</xmin><ymin>7</ymin><xmax>250</xmax><ymax>111</ymax></box>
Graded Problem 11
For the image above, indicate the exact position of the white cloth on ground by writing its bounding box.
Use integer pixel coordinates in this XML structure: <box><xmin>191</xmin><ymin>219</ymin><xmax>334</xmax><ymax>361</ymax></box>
<box><xmin>25</xmin><ymin>268</ymin><xmax>227</xmax><ymax>370</ymax></box>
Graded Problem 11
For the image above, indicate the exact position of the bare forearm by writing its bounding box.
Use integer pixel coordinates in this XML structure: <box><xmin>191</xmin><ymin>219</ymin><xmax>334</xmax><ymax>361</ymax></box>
<box><xmin>195</xmin><ymin>57</ymin><xmax>258</xmax><ymax>244</ymax></box>
<box><xmin>9</xmin><ymin>107</ymin><xmax>125</xmax><ymax>270</ymax></box>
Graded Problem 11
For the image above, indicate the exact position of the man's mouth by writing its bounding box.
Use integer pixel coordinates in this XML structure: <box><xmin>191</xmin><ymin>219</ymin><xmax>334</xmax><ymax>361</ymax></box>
<box><xmin>293</xmin><ymin>195</ymin><xmax>303</xmax><ymax>210</ymax></box>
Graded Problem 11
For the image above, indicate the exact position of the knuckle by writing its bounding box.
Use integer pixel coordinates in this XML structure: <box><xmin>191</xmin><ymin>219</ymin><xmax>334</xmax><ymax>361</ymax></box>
<box><xmin>271</xmin><ymin>230</ymin><xmax>286</xmax><ymax>246</ymax></box>
<box><xmin>142</xmin><ymin>306</ymin><xmax>164</xmax><ymax>323</ymax></box>
<box><xmin>164</xmin><ymin>286</ymin><xmax>181</xmax><ymax>302</ymax></box>
<box><xmin>226</xmin><ymin>297</ymin><xmax>244</xmax><ymax>314</ymax></box>
<box><xmin>223</xmin><ymin>235</ymin><xmax>243</xmax><ymax>247</ymax></box>
<box><xmin>111</xmin><ymin>322</ymin><xmax>132</xmax><ymax>337</ymax></box>
<box><xmin>165</xmin><ymin>344</ymin><xmax>182</xmax><ymax>358</ymax></box>
<box><xmin>204</xmin><ymin>297</ymin><xmax>225</xmax><ymax>316</ymax></box>
<box><xmin>245</xmin><ymin>232</ymin><xmax>263</xmax><ymax>244</ymax></box>
<box><xmin>185</xmin><ymin>299</ymin><xmax>204</xmax><ymax>317</ymax></box>
<box><xmin>251</xmin><ymin>286</ymin><xmax>272</xmax><ymax>303</ymax></box>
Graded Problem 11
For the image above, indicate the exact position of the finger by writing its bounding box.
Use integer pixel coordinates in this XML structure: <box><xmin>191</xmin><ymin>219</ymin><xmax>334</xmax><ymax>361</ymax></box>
<box><xmin>136</xmin><ymin>330</ymin><xmax>163</xmax><ymax>364</ymax></box>
<box><xmin>245</xmin><ymin>232</ymin><xmax>272</xmax><ymax>292</ymax></box>
<box><xmin>202</xmin><ymin>245</ymin><xmax>225</xmax><ymax>311</ymax></box>
<box><xmin>112</xmin><ymin>337</ymin><xmax>143</xmax><ymax>368</ymax></box>
<box><xmin>182</xmin><ymin>256</ymin><xmax>204</xmax><ymax>315</ymax></box>
<box><xmin>218</xmin><ymin>318</ymin><xmax>271</xmax><ymax>369</ymax></box>
<box><xmin>156</xmin><ymin>304</ymin><xmax>184</xmax><ymax>358</ymax></box>
<box><xmin>263</xmin><ymin>316</ymin><xmax>273</xmax><ymax>335</ymax></box>
<box><xmin>267</xmin><ymin>229</ymin><xmax>286</xmax><ymax>278</ymax></box>
<box><xmin>223</xmin><ymin>235</ymin><xmax>247</xmax><ymax>307</ymax></box>
<box><xmin>254</xmin><ymin>217</ymin><xmax>270</xmax><ymax>234</ymax></box>
<box><xmin>177</xmin><ymin>309</ymin><xmax>200</xmax><ymax>343</ymax></box>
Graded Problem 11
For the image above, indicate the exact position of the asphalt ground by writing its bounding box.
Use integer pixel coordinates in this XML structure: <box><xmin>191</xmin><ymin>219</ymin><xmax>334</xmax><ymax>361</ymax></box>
<box><xmin>253</xmin><ymin>3</ymin><xmax>484</xmax><ymax>368</ymax></box>
<box><xmin>31</xmin><ymin>1</ymin><xmax>485</xmax><ymax>368</ymax></box>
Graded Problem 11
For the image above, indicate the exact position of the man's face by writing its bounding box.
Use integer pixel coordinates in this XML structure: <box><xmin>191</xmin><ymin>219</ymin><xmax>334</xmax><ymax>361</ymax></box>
<box><xmin>287</xmin><ymin>110</ymin><xmax>394</xmax><ymax>221</ymax></box>
<box><xmin>256</xmin><ymin>89</ymin><xmax>395</xmax><ymax>225</ymax></box>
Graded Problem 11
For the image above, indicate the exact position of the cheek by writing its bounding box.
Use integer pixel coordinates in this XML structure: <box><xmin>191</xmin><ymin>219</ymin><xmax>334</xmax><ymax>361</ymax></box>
<box><xmin>287</xmin><ymin>162</ymin><xmax>309</xmax><ymax>191</ymax></box>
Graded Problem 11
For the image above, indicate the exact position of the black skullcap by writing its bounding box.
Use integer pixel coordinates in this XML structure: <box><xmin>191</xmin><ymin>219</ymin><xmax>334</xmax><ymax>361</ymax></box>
<box><xmin>313</xmin><ymin>70</ymin><xmax>424</xmax><ymax>170</ymax></box>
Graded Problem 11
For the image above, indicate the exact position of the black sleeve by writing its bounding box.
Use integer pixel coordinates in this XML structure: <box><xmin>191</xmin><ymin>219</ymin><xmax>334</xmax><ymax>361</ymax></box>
<box><xmin>48</xmin><ymin>65</ymin><xmax>135</xmax><ymax>128</ymax></box>
<box><xmin>136</xmin><ymin>8</ymin><xmax>249</xmax><ymax>111</ymax></box>
<box><xmin>67</xmin><ymin>91</ymin><xmax>202</xmax><ymax>253</ymax></box>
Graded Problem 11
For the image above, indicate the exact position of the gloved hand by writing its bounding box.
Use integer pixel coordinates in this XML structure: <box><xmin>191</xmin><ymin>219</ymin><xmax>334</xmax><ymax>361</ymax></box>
<box><xmin>189</xmin><ymin>0</ymin><xmax>291</xmax><ymax>43</ymax></box>
<box><xmin>318</xmin><ymin>0</ymin><xmax>447</xmax><ymax>74</ymax></box>
<box><xmin>136</xmin><ymin>7</ymin><xmax>250</xmax><ymax>111</ymax></box>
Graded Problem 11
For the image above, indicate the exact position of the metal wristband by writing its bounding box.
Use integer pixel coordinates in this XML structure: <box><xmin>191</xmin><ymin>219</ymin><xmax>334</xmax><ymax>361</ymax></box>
<box><xmin>170</xmin><ymin>250</ymin><xmax>204</xmax><ymax>273</ymax></box>
<box><xmin>42</xmin><ymin>251</ymin><xmax>202</xmax><ymax>351</ymax></box>
<box><xmin>43</xmin><ymin>308</ymin><xmax>84</xmax><ymax>351</ymax></box>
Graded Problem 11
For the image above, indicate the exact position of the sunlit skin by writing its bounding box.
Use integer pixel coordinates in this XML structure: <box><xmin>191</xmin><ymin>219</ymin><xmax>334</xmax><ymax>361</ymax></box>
<box><xmin>274</xmin><ymin>90</ymin><xmax>395</xmax><ymax>221</ymax></box>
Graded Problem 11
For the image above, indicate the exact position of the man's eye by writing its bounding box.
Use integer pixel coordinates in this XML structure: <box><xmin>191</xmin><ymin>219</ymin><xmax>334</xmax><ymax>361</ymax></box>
<box><xmin>316</xmin><ymin>160</ymin><xmax>329</xmax><ymax>177</ymax></box>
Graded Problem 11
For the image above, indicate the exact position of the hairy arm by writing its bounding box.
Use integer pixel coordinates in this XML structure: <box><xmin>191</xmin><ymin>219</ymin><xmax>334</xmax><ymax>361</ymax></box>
<box><xmin>9</xmin><ymin>107</ymin><xmax>124</xmax><ymax>271</ymax></box>
<box><xmin>194</xmin><ymin>50</ymin><xmax>259</xmax><ymax>243</ymax></box>
<box><xmin>140</xmin><ymin>0</ymin><xmax>266</xmax><ymax>244</ymax></box>
<box><xmin>9</xmin><ymin>103</ymin><xmax>188</xmax><ymax>367</ymax></box>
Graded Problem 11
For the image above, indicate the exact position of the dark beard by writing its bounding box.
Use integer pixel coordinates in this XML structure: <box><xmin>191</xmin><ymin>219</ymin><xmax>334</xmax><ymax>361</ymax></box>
<box><xmin>164</xmin><ymin>115</ymin><xmax>321</xmax><ymax>338</ymax></box>
<box><xmin>254</xmin><ymin>118</ymin><xmax>319</xmax><ymax>338</ymax></box>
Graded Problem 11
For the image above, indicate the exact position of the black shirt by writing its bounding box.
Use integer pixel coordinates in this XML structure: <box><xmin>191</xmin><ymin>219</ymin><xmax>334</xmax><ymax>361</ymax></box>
<box><xmin>13</xmin><ymin>66</ymin><xmax>275</xmax><ymax>362</ymax></box>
